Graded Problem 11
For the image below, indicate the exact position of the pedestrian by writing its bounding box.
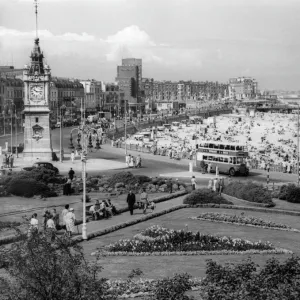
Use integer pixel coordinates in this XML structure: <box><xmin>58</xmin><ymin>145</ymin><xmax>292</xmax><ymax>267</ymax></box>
<box><xmin>9</xmin><ymin>154</ymin><xmax>14</xmax><ymax>168</ymax></box>
<box><xmin>167</xmin><ymin>179</ymin><xmax>173</xmax><ymax>194</ymax></box>
<box><xmin>213</xmin><ymin>177</ymin><xmax>219</xmax><ymax>193</ymax></box>
<box><xmin>6</xmin><ymin>154</ymin><xmax>9</xmax><ymax>168</ymax></box>
<box><xmin>136</xmin><ymin>155</ymin><xmax>142</xmax><ymax>168</ymax></box>
<box><xmin>28</xmin><ymin>213</ymin><xmax>39</xmax><ymax>237</ymax></box>
<box><xmin>70</xmin><ymin>151</ymin><xmax>75</xmax><ymax>163</ymax></box>
<box><xmin>207</xmin><ymin>162</ymin><xmax>212</xmax><ymax>174</ymax></box>
<box><xmin>52</xmin><ymin>208</ymin><xmax>59</xmax><ymax>229</ymax></box>
<box><xmin>107</xmin><ymin>199</ymin><xmax>117</xmax><ymax>215</ymax></box>
<box><xmin>42</xmin><ymin>209</ymin><xmax>51</xmax><ymax>231</ymax></box>
<box><xmin>140</xmin><ymin>188</ymin><xmax>149</xmax><ymax>214</ymax></box>
<box><xmin>2</xmin><ymin>154</ymin><xmax>6</xmax><ymax>168</ymax></box>
<box><xmin>64</xmin><ymin>208</ymin><xmax>76</xmax><ymax>237</ymax></box>
<box><xmin>64</xmin><ymin>178</ymin><xmax>72</xmax><ymax>195</ymax></box>
<box><xmin>219</xmin><ymin>177</ymin><xmax>224</xmax><ymax>196</ymax></box>
<box><xmin>191</xmin><ymin>176</ymin><xmax>197</xmax><ymax>190</ymax></box>
<box><xmin>61</xmin><ymin>204</ymin><xmax>69</xmax><ymax>232</ymax></box>
<box><xmin>208</xmin><ymin>178</ymin><xmax>213</xmax><ymax>191</ymax></box>
<box><xmin>150</xmin><ymin>201</ymin><xmax>156</xmax><ymax>212</ymax></box>
<box><xmin>126</xmin><ymin>154</ymin><xmax>130</xmax><ymax>168</ymax></box>
<box><xmin>126</xmin><ymin>190</ymin><xmax>136</xmax><ymax>215</ymax></box>
<box><xmin>68</xmin><ymin>168</ymin><xmax>75</xmax><ymax>180</ymax></box>
<box><xmin>46</xmin><ymin>215</ymin><xmax>56</xmax><ymax>241</ymax></box>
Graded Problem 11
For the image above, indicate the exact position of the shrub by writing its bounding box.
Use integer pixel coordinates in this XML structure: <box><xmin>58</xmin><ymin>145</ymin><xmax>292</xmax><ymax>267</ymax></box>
<box><xmin>135</xmin><ymin>175</ymin><xmax>151</xmax><ymax>184</ymax></box>
<box><xmin>6</xmin><ymin>178</ymin><xmax>50</xmax><ymax>197</ymax></box>
<box><xmin>200</xmin><ymin>256</ymin><xmax>300</xmax><ymax>300</ymax></box>
<box><xmin>41</xmin><ymin>190</ymin><xmax>58</xmax><ymax>198</ymax></box>
<box><xmin>286</xmin><ymin>185</ymin><xmax>300</xmax><ymax>203</ymax></box>
<box><xmin>223</xmin><ymin>181</ymin><xmax>274</xmax><ymax>206</ymax></box>
<box><xmin>183</xmin><ymin>188</ymin><xmax>233</xmax><ymax>205</ymax></box>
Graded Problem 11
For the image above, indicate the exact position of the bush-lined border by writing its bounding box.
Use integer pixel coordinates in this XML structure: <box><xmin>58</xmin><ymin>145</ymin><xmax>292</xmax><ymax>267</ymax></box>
<box><xmin>189</xmin><ymin>216</ymin><xmax>300</xmax><ymax>233</ymax></box>
<box><xmin>95</xmin><ymin>248</ymin><xmax>292</xmax><ymax>257</ymax></box>
<box><xmin>222</xmin><ymin>193</ymin><xmax>274</xmax><ymax>208</ymax></box>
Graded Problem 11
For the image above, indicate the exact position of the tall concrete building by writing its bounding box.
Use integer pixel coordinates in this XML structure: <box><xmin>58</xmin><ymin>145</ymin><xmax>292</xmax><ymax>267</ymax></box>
<box><xmin>122</xmin><ymin>58</ymin><xmax>142</xmax><ymax>92</ymax></box>
<box><xmin>229</xmin><ymin>77</ymin><xmax>258</xmax><ymax>100</ymax></box>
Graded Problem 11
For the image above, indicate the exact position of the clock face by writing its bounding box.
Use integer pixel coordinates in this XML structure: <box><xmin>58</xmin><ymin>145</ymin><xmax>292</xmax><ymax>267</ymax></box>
<box><xmin>30</xmin><ymin>84</ymin><xmax>44</xmax><ymax>102</ymax></box>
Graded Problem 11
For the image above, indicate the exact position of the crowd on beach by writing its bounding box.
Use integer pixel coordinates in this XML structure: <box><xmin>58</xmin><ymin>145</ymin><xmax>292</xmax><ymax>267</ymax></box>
<box><xmin>112</xmin><ymin>111</ymin><xmax>300</xmax><ymax>174</ymax></box>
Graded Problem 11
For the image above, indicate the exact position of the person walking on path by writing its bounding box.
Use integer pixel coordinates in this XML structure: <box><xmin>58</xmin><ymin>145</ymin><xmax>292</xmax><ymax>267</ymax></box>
<box><xmin>68</xmin><ymin>168</ymin><xmax>75</xmax><ymax>180</ymax></box>
<box><xmin>64</xmin><ymin>208</ymin><xmax>76</xmax><ymax>237</ymax></box>
<box><xmin>167</xmin><ymin>179</ymin><xmax>173</xmax><ymax>194</ymax></box>
<box><xmin>28</xmin><ymin>213</ymin><xmax>39</xmax><ymax>237</ymax></box>
<box><xmin>218</xmin><ymin>177</ymin><xmax>224</xmax><ymax>196</ymax></box>
<box><xmin>70</xmin><ymin>151</ymin><xmax>75</xmax><ymax>163</ymax></box>
<box><xmin>208</xmin><ymin>178</ymin><xmax>213</xmax><ymax>191</ymax></box>
<box><xmin>52</xmin><ymin>208</ymin><xmax>59</xmax><ymax>229</ymax></box>
<box><xmin>2</xmin><ymin>155</ymin><xmax>6</xmax><ymax>168</ymax></box>
<box><xmin>140</xmin><ymin>189</ymin><xmax>149</xmax><ymax>214</ymax></box>
<box><xmin>9</xmin><ymin>154</ymin><xmax>14</xmax><ymax>168</ymax></box>
<box><xmin>136</xmin><ymin>155</ymin><xmax>142</xmax><ymax>168</ymax></box>
<box><xmin>127</xmin><ymin>190</ymin><xmax>136</xmax><ymax>215</ymax></box>
<box><xmin>61</xmin><ymin>204</ymin><xmax>69</xmax><ymax>232</ymax></box>
<box><xmin>207</xmin><ymin>162</ymin><xmax>212</xmax><ymax>174</ymax></box>
<box><xmin>191</xmin><ymin>176</ymin><xmax>197</xmax><ymax>190</ymax></box>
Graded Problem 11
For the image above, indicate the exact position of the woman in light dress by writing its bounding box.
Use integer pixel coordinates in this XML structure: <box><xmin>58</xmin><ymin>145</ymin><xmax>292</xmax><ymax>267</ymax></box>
<box><xmin>64</xmin><ymin>208</ymin><xmax>76</xmax><ymax>237</ymax></box>
<box><xmin>129</xmin><ymin>156</ymin><xmax>135</xmax><ymax>168</ymax></box>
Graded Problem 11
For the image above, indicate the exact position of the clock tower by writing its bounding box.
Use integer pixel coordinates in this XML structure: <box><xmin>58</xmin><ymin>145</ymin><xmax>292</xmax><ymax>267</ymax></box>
<box><xmin>23</xmin><ymin>37</ymin><xmax>53</xmax><ymax>160</ymax></box>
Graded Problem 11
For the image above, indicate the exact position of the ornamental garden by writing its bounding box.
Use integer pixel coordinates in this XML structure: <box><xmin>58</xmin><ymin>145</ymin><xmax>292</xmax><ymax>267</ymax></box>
<box><xmin>83</xmin><ymin>182</ymin><xmax>300</xmax><ymax>299</ymax></box>
<box><xmin>1</xmin><ymin>175</ymin><xmax>300</xmax><ymax>299</ymax></box>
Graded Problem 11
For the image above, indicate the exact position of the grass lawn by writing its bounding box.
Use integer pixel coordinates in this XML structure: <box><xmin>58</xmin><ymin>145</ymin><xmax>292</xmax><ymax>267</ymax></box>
<box><xmin>272</xmin><ymin>198</ymin><xmax>300</xmax><ymax>211</ymax></box>
<box><xmin>82</xmin><ymin>207</ymin><xmax>300</xmax><ymax>280</ymax></box>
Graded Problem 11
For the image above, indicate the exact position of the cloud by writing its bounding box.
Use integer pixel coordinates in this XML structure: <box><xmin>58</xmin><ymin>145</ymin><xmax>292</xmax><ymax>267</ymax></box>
<box><xmin>0</xmin><ymin>24</ymin><xmax>205</xmax><ymax>73</ymax></box>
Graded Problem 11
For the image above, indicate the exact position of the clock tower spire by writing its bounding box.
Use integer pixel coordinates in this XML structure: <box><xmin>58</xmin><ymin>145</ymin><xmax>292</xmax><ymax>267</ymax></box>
<box><xmin>22</xmin><ymin>0</ymin><xmax>53</xmax><ymax>160</ymax></box>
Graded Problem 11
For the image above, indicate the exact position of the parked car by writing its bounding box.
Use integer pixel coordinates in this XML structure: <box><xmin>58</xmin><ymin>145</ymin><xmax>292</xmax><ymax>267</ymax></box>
<box><xmin>23</xmin><ymin>162</ymin><xmax>59</xmax><ymax>175</ymax></box>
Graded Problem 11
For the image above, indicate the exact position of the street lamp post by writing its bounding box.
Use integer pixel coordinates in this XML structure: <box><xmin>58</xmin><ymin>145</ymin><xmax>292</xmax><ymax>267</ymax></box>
<box><xmin>69</xmin><ymin>124</ymin><xmax>101</xmax><ymax>240</ymax></box>
<box><xmin>125</xmin><ymin>100</ymin><xmax>127</xmax><ymax>155</ymax></box>
<box><xmin>60</xmin><ymin>105</ymin><xmax>66</xmax><ymax>163</ymax></box>
<box><xmin>297</xmin><ymin>104</ymin><xmax>299</xmax><ymax>186</ymax></box>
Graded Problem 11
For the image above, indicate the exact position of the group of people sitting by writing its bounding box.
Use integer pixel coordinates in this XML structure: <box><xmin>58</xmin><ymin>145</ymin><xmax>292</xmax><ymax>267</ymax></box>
<box><xmin>89</xmin><ymin>199</ymin><xmax>117</xmax><ymax>220</ymax></box>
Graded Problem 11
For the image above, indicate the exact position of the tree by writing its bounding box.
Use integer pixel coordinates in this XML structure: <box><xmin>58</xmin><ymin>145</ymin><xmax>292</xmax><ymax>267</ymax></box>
<box><xmin>0</xmin><ymin>230</ymin><xmax>116</xmax><ymax>300</ymax></box>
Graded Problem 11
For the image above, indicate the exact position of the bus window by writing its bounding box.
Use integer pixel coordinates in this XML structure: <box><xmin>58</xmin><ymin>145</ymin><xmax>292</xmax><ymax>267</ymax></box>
<box><xmin>230</xmin><ymin>145</ymin><xmax>236</xmax><ymax>151</ymax></box>
<box><xmin>236</xmin><ymin>146</ymin><xmax>242</xmax><ymax>151</ymax></box>
<box><xmin>219</xmin><ymin>157</ymin><xmax>224</xmax><ymax>162</ymax></box>
<box><xmin>224</xmin><ymin>157</ymin><xmax>228</xmax><ymax>163</ymax></box>
<box><xmin>220</xmin><ymin>144</ymin><xmax>225</xmax><ymax>150</ymax></box>
<box><xmin>225</xmin><ymin>145</ymin><xmax>230</xmax><ymax>150</ymax></box>
<box><xmin>214</xmin><ymin>144</ymin><xmax>219</xmax><ymax>149</ymax></box>
<box><xmin>204</xmin><ymin>143</ymin><xmax>209</xmax><ymax>148</ymax></box>
<box><xmin>230</xmin><ymin>157</ymin><xmax>233</xmax><ymax>164</ymax></box>
<box><xmin>237</xmin><ymin>157</ymin><xmax>244</xmax><ymax>164</ymax></box>
<box><xmin>209</xmin><ymin>144</ymin><xmax>214</xmax><ymax>148</ymax></box>
<box><xmin>213</xmin><ymin>157</ymin><xmax>218</xmax><ymax>162</ymax></box>
<box><xmin>208</xmin><ymin>156</ymin><xmax>213</xmax><ymax>161</ymax></box>
<box><xmin>203</xmin><ymin>155</ymin><xmax>208</xmax><ymax>160</ymax></box>
<box><xmin>233</xmin><ymin>157</ymin><xmax>237</xmax><ymax>164</ymax></box>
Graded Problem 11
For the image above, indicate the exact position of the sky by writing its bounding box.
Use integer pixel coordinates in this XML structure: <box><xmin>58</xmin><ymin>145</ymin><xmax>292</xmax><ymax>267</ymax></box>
<box><xmin>1</xmin><ymin>0</ymin><xmax>300</xmax><ymax>90</ymax></box>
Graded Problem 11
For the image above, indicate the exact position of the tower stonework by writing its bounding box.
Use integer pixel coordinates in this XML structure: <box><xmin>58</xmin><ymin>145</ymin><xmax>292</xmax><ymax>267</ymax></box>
<box><xmin>23</xmin><ymin>38</ymin><xmax>53</xmax><ymax>160</ymax></box>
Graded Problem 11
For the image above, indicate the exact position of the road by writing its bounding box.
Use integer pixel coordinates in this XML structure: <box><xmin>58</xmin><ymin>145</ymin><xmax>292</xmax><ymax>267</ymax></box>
<box><xmin>0</xmin><ymin>127</ymin><xmax>296</xmax><ymax>185</ymax></box>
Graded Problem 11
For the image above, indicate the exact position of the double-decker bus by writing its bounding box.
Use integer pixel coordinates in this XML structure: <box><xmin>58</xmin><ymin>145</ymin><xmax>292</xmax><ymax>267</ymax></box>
<box><xmin>196</xmin><ymin>141</ymin><xmax>249</xmax><ymax>176</ymax></box>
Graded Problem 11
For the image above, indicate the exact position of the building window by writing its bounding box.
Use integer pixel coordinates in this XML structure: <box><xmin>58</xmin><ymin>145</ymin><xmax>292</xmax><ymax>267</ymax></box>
<box><xmin>35</xmin><ymin>117</ymin><xmax>39</xmax><ymax>123</ymax></box>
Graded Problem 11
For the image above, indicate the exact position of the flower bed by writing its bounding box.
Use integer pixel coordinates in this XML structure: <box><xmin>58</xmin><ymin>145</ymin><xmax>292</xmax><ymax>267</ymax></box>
<box><xmin>95</xmin><ymin>225</ymin><xmax>291</xmax><ymax>256</ymax></box>
<box><xmin>106</xmin><ymin>277</ymin><xmax>202</xmax><ymax>299</ymax></box>
<box><xmin>190</xmin><ymin>212</ymin><xmax>300</xmax><ymax>232</ymax></box>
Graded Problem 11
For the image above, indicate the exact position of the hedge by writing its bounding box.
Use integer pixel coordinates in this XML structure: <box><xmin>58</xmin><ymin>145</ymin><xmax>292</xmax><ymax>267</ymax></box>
<box><xmin>223</xmin><ymin>181</ymin><xmax>274</xmax><ymax>207</ymax></box>
<box><xmin>183</xmin><ymin>188</ymin><xmax>233</xmax><ymax>205</ymax></box>
<box><xmin>278</xmin><ymin>184</ymin><xmax>300</xmax><ymax>203</ymax></box>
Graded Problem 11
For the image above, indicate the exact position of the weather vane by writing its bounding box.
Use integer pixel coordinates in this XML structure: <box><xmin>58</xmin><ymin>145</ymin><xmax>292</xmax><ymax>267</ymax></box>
<box><xmin>34</xmin><ymin>0</ymin><xmax>39</xmax><ymax>39</ymax></box>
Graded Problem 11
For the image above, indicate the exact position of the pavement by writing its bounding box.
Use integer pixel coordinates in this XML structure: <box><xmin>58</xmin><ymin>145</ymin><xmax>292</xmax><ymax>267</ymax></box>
<box><xmin>1</xmin><ymin>152</ymin><xmax>126</xmax><ymax>175</ymax></box>
<box><xmin>75</xmin><ymin>193</ymin><xmax>186</xmax><ymax>238</ymax></box>
<box><xmin>159</xmin><ymin>171</ymin><xmax>225</xmax><ymax>179</ymax></box>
